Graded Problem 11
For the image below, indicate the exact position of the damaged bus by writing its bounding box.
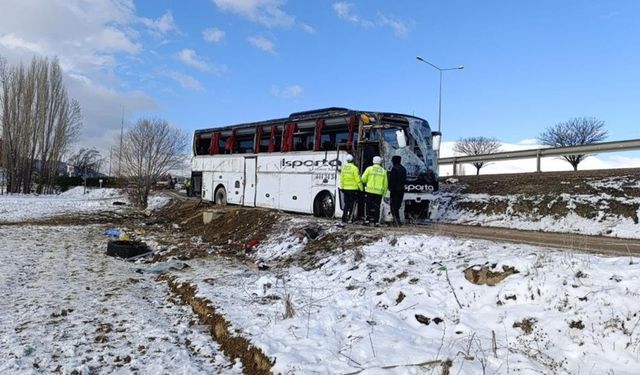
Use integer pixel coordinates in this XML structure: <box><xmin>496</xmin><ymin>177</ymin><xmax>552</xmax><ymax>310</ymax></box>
<box><xmin>190</xmin><ymin>107</ymin><xmax>441</xmax><ymax>221</ymax></box>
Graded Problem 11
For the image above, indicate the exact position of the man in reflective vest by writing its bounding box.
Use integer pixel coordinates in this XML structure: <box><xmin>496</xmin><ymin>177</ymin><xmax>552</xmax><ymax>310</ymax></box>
<box><xmin>361</xmin><ymin>156</ymin><xmax>388</xmax><ymax>226</ymax></box>
<box><xmin>339</xmin><ymin>154</ymin><xmax>363</xmax><ymax>223</ymax></box>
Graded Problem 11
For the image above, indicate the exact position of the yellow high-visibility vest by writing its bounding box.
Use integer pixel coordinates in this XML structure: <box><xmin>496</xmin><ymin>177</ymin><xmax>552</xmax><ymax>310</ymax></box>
<box><xmin>340</xmin><ymin>162</ymin><xmax>363</xmax><ymax>191</ymax></box>
<box><xmin>361</xmin><ymin>164</ymin><xmax>388</xmax><ymax>196</ymax></box>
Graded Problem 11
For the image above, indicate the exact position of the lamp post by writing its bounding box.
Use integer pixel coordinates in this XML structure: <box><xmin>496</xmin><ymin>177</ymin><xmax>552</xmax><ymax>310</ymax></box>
<box><xmin>416</xmin><ymin>56</ymin><xmax>463</xmax><ymax>134</ymax></box>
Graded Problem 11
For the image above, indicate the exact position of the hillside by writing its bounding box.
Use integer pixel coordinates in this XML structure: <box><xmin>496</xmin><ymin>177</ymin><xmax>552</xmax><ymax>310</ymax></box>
<box><xmin>438</xmin><ymin>168</ymin><xmax>640</xmax><ymax>239</ymax></box>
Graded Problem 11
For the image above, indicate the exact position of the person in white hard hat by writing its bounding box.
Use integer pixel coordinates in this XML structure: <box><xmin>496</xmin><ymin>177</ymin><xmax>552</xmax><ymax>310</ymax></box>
<box><xmin>361</xmin><ymin>156</ymin><xmax>388</xmax><ymax>226</ymax></box>
<box><xmin>339</xmin><ymin>154</ymin><xmax>362</xmax><ymax>224</ymax></box>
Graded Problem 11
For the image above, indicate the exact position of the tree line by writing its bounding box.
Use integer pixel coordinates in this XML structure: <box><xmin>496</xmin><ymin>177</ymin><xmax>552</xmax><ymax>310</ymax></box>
<box><xmin>454</xmin><ymin>117</ymin><xmax>608</xmax><ymax>175</ymax></box>
<box><xmin>0</xmin><ymin>56</ymin><xmax>81</xmax><ymax>193</ymax></box>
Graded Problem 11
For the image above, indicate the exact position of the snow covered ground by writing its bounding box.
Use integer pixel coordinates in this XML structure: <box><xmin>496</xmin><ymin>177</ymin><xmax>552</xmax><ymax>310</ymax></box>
<box><xmin>2</xmin><ymin>188</ymin><xmax>639</xmax><ymax>374</ymax></box>
<box><xmin>174</xmin><ymin>226</ymin><xmax>640</xmax><ymax>374</ymax></box>
<box><xmin>0</xmin><ymin>225</ymin><xmax>240</xmax><ymax>374</ymax></box>
<box><xmin>0</xmin><ymin>187</ymin><xmax>125</xmax><ymax>222</ymax></box>
<box><xmin>439</xmin><ymin>193</ymin><xmax>640</xmax><ymax>239</ymax></box>
<box><xmin>438</xmin><ymin>177</ymin><xmax>640</xmax><ymax>239</ymax></box>
<box><xmin>0</xmin><ymin>187</ymin><xmax>169</xmax><ymax>223</ymax></box>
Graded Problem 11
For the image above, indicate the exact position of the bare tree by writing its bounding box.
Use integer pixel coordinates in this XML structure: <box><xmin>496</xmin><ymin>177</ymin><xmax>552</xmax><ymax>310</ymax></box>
<box><xmin>538</xmin><ymin>117</ymin><xmax>607</xmax><ymax>171</ymax></box>
<box><xmin>0</xmin><ymin>56</ymin><xmax>81</xmax><ymax>193</ymax></box>
<box><xmin>453</xmin><ymin>136</ymin><xmax>502</xmax><ymax>175</ymax></box>
<box><xmin>67</xmin><ymin>148</ymin><xmax>103</xmax><ymax>177</ymax></box>
<box><xmin>118</xmin><ymin>118</ymin><xmax>187</xmax><ymax>208</ymax></box>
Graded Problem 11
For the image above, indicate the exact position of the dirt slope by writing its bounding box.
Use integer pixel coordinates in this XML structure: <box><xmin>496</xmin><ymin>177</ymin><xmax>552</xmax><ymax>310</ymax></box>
<box><xmin>438</xmin><ymin>168</ymin><xmax>640</xmax><ymax>233</ymax></box>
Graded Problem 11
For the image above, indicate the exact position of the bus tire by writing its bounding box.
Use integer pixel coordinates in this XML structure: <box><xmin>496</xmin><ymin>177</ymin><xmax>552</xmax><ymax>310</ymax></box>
<box><xmin>313</xmin><ymin>191</ymin><xmax>334</xmax><ymax>218</ymax></box>
<box><xmin>214</xmin><ymin>186</ymin><xmax>227</xmax><ymax>205</ymax></box>
<box><xmin>106</xmin><ymin>240</ymin><xmax>149</xmax><ymax>259</ymax></box>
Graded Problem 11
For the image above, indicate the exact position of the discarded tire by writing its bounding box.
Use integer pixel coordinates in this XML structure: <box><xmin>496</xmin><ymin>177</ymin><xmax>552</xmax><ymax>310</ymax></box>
<box><xmin>106</xmin><ymin>240</ymin><xmax>149</xmax><ymax>259</ymax></box>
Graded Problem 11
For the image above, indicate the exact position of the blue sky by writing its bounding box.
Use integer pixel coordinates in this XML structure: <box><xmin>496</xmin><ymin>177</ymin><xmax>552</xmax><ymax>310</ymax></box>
<box><xmin>1</xmin><ymin>0</ymin><xmax>639</xmax><ymax>152</ymax></box>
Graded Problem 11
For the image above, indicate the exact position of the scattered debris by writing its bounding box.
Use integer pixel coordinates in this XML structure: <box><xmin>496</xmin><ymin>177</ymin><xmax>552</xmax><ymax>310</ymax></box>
<box><xmin>106</xmin><ymin>240</ymin><xmax>150</xmax><ymax>259</ymax></box>
<box><xmin>104</xmin><ymin>228</ymin><xmax>121</xmax><ymax>238</ymax></box>
<box><xmin>464</xmin><ymin>264</ymin><xmax>519</xmax><ymax>286</ymax></box>
<box><xmin>396</xmin><ymin>291</ymin><xmax>406</xmax><ymax>304</ymax></box>
<box><xmin>575</xmin><ymin>270</ymin><xmax>588</xmax><ymax>278</ymax></box>
<box><xmin>569</xmin><ymin>320</ymin><xmax>585</xmax><ymax>329</ymax></box>
<box><xmin>303</xmin><ymin>226</ymin><xmax>320</xmax><ymax>240</ymax></box>
<box><xmin>135</xmin><ymin>260</ymin><xmax>190</xmax><ymax>274</ymax></box>
<box><xmin>513</xmin><ymin>318</ymin><xmax>537</xmax><ymax>334</ymax></box>
<box><xmin>245</xmin><ymin>239</ymin><xmax>260</xmax><ymax>252</ymax></box>
<box><xmin>415</xmin><ymin>314</ymin><xmax>431</xmax><ymax>326</ymax></box>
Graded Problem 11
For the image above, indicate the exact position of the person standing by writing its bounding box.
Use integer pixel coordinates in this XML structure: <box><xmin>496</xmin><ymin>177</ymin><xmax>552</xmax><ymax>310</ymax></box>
<box><xmin>361</xmin><ymin>156</ymin><xmax>388</xmax><ymax>226</ymax></box>
<box><xmin>389</xmin><ymin>155</ymin><xmax>407</xmax><ymax>226</ymax></box>
<box><xmin>339</xmin><ymin>154</ymin><xmax>362</xmax><ymax>223</ymax></box>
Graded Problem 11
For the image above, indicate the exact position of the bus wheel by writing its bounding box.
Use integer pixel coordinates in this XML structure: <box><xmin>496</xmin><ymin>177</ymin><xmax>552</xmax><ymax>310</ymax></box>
<box><xmin>313</xmin><ymin>192</ymin><xmax>334</xmax><ymax>218</ymax></box>
<box><xmin>214</xmin><ymin>187</ymin><xmax>227</xmax><ymax>205</ymax></box>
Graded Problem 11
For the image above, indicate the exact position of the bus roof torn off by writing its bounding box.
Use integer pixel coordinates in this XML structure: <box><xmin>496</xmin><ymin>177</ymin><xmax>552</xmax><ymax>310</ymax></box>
<box><xmin>191</xmin><ymin>108</ymin><xmax>441</xmax><ymax>221</ymax></box>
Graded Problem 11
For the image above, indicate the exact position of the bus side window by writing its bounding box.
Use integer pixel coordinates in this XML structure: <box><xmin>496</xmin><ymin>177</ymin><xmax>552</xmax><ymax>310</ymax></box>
<box><xmin>259</xmin><ymin>127</ymin><xmax>270</xmax><ymax>152</ymax></box>
<box><xmin>335</xmin><ymin>131</ymin><xmax>352</xmax><ymax>150</ymax></box>
<box><xmin>320</xmin><ymin>133</ymin><xmax>336</xmax><ymax>151</ymax></box>
<box><xmin>196</xmin><ymin>135</ymin><xmax>211</xmax><ymax>155</ymax></box>
<box><xmin>293</xmin><ymin>133</ymin><xmax>311</xmax><ymax>151</ymax></box>
<box><xmin>237</xmin><ymin>135</ymin><xmax>254</xmax><ymax>153</ymax></box>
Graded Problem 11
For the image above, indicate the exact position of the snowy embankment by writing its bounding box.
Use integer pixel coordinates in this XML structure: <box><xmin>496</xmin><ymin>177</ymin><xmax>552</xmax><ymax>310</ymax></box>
<box><xmin>171</xmin><ymin>224</ymin><xmax>640</xmax><ymax>374</ymax></box>
<box><xmin>2</xmin><ymin>186</ymin><xmax>639</xmax><ymax>374</ymax></box>
<box><xmin>0</xmin><ymin>187</ymin><xmax>169</xmax><ymax>222</ymax></box>
<box><xmin>0</xmin><ymin>225</ymin><xmax>240</xmax><ymax>374</ymax></box>
<box><xmin>438</xmin><ymin>176</ymin><xmax>640</xmax><ymax>239</ymax></box>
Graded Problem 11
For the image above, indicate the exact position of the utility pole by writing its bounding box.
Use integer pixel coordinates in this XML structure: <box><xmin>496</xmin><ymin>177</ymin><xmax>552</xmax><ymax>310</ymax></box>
<box><xmin>118</xmin><ymin>109</ymin><xmax>124</xmax><ymax>176</ymax></box>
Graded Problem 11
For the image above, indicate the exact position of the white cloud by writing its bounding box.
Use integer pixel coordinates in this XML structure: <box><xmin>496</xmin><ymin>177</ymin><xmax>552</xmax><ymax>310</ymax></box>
<box><xmin>202</xmin><ymin>27</ymin><xmax>225</xmax><ymax>43</ymax></box>
<box><xmin>333</xmin><ymin>2</ymin><xmax>413</xmax><ymax>36</ymax></box>
<box><xmin>140</xmin><ymin>10</ymin><xmax>177</xmax><ymax>35</ymax></box>
<box><xmin>166</xmin><ymin>71</ymin><xmax>204</xmax><ymax>91</ymax></box>
<box><xmin>272</xmin><ymin>84</ymin><xmax>303</xmax><ymax>99</ymax></box>
<box><xmin>64</xmin><ymin>73</ymin><xmax>157</xmax><ymax>155</ymax></box>
<box><xmin>0</xmin><ymin>0</ymin><xmax>165</xmax><ymax>151</ymax></box>
<box><xmin>248</xmin><ymin>36</ymin><xmax>276</xmax><ymax>54</ymax></box>
<box><xmin>177</xmin><ymin>49</ymin><xmax>210</xmax><ymax>71</ymax></box>
<box><xmin>332</xmin><ymin>2</ymin><xmax>371</xmax><ymax>26</ymax></box>
<box><xmin>0</xmin><ymin>0</ymin><xmax>141</xmax><ymax>72</ymax></box>
<box><xmin>0</xmin><ymin>33</ymin><xmax>48</xmax><ymax>55</ymax></box>
<box><xmin>300</xmin><ymin>23</ymin><xmax>315</xmax><ymax>33</ymax></box>
<box><xmin>211</xmin><ymin>0</ymin><xmax>294</xmax><ymax>28</ymax></box>
<box><xmin>88</xmin><ymin>27</ymin><xmax>141</xmax><ymax>53</ymax></box>
<box><xmin>379</xmin><ymin>15</ymin><xmax>413</xmax><ymax>37</ymax></box>
<box><xmin>176</xmin><ymin>48</ymin><xmax>228</xmax><ymax>75</ymax></box>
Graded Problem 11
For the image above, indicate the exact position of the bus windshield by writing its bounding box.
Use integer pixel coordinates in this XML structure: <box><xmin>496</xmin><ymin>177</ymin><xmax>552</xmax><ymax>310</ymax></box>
<box><xmin>379</xmin><ymin>123</ymin><xmax>429</xmax><ymax>179</ymax></box>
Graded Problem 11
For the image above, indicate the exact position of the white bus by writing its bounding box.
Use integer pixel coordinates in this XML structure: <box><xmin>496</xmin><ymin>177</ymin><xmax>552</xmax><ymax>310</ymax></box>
<box><xmin>190</xmin><ymin>107</ymin><xmax>441</xmax><ymax>220</ymax></box>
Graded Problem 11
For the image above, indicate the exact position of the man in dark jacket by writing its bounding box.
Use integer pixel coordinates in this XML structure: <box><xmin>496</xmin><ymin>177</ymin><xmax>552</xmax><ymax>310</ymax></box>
<box><xmin>389</xmin><ymin>155</ymin><xmax>407</xmax><ymax>226</ymax></box>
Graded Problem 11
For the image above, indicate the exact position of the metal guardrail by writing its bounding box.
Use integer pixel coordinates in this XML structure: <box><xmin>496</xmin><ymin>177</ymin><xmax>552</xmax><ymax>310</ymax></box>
<box><xmin>438</xmin><ymin>138</ymin><xmax>640</xmax><ymax>175</ymax></box>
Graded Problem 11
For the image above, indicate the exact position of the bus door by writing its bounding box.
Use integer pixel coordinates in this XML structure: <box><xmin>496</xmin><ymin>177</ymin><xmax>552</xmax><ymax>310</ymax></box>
<box><xmin>243</xmin><ymin>157</ymin><xmax>257</xmax><ymax>207</ymax></box>
<box><xmin>357</xmin><ymin>141</ymin><xmax>380</xmax><ymax>171</ymax></box>
<box><xmin>354</xmin><ymin>140</ymin><xmax>379</xmax><ymax>219</ymax></box>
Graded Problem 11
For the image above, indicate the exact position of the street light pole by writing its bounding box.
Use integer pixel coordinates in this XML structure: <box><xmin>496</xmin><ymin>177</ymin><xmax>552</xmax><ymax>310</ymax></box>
<box><xmin>416</xmin><ymin>56</ymin><xmax>463</xmax><ymax>134</ymax></box>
